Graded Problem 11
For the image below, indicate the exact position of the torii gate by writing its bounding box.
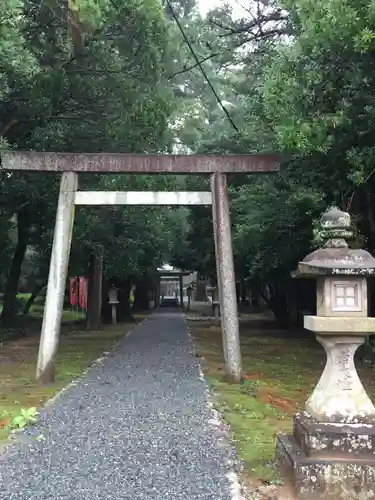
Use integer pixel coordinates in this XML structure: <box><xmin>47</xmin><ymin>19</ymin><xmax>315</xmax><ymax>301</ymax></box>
<box><xmin>1</xmin><ymin>152</ymin><xmax>279</xmax><ymax>384</ymax></box>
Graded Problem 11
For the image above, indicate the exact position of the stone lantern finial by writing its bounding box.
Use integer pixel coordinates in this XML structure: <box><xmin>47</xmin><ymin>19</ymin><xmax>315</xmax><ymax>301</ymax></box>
<box><xmin>320</xmin><ymin>206</ymin><xmax>353</xmax><ymax>249</ymax></box>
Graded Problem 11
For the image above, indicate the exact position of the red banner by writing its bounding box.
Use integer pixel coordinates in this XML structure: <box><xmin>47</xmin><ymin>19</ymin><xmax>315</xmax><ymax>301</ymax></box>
<box><xmin>79</xmin><ymin>277</ymin><xmax>88</xmax><ymax>310</ymax></box>
<box><xmin>69</xmin><ymin>277</ymin><xmax>78</xmax><ymax>306</ymax></box>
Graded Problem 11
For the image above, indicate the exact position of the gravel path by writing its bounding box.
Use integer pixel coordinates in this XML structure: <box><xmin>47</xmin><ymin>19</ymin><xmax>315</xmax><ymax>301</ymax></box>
<box><xmin>0</xmin><ymin>312</ymin><xmax>239</xmax><ymax>500</ymax></box>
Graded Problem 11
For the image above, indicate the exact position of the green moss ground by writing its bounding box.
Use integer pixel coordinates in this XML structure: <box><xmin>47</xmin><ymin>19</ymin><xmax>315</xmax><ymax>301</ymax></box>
<box><xmin>190</xmin><ymin>320</ymin><xmax>375</xmax><ymax>484</ymax></box>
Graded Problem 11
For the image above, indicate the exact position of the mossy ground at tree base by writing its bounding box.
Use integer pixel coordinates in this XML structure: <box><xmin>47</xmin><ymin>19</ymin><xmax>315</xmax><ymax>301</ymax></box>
<box><xmin>0</xmin><ymin>321</ymin><xmax>138</xmax><ymax>443</ymax></box>
<box><xmin>189</xmin><ymin>320</ymin><xmax>375</xmax><ymax>488</ymax></box>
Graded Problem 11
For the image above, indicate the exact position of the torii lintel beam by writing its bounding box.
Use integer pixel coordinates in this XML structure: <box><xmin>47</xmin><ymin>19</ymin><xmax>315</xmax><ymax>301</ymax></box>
<box><xmin>1</xmin><ymin>151</ymin><xmax>280</xmax><ymax>174</ymax></box>
<box><xmin>74</xmin><ymin>191</ymin><xmax>212</xmax><ymax>205</ymax></box>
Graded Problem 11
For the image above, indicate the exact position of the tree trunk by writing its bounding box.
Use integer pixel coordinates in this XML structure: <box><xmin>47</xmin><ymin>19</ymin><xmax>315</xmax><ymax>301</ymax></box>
<box><xmin>194</xmin><ymin>276</ymin><xmax>208</xmax><ymax>302</ymax></box>
<box><xmin>364</xmin><ymin>186</ymin><xmax>375</xmax><ymax>252</ymax></box>
<box><xmin>240</xmin><ymin>279</ymin><xmax>248</xmax><ymax>305</ymax></box>
<box><xmin>235</xmin><ymin>281</ymin><xmax>241</xmax><ymax>304</ymax></box>
<box><xmin>23</xmin><ymin>284</ymin><xmax>46</xmax><ymax>315</ymax></box>
<box><xmin>133</xmin><ymin>275</ymin><xmax>151</xmax><ymax>312</ymax></box>
<box><xmin>260</xmin><ymin>281</ymin><xmax>291</xmax><ymax>328</ymax></box>
<box><xmin>117</xmin><ymin>279</ymin><xmax>135</xmax><ymax>321</ymax></box>
<box><xmin>363</xmin><ymin>185</ymin><xmax>375</xmax><ymax>322</ymax></box>
<box><xmin>86</xmin><ymin>254</ymin><xmax>103</xmax><ymax>330</ymax></box>
<box><xmin>1</xmin><ymin>213</ymin><xmax>28</xmax><ymax>326</ymax></box>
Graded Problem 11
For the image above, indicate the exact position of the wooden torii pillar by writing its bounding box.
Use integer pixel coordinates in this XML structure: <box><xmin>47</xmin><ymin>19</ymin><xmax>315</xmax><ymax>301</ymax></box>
<box><xmin>1</xmin><ymin>152</ymin><xmax>279</xmax><ymax>384</ymax></box>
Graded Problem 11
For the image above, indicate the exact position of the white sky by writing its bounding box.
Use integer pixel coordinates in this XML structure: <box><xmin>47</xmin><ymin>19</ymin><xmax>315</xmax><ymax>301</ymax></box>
<box><xmin>198</xmin><ymin>0</ymin><xmax>248</xmax><ymax>18</ymax></box>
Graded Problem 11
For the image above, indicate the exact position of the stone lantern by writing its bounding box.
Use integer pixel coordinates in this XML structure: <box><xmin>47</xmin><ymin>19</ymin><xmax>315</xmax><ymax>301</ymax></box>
<box><xmin>108</xmin><ymin>284</ymin><xmax>119</xmax><ymax>325</ymax></box>
<box><xmin>276</xmin><ymin>207</ymin><xmax>375</xmax><ymax>499</ymax></box>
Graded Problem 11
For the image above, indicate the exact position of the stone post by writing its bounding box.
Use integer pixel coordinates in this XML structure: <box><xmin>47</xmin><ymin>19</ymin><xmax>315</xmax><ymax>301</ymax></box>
<box><xmin>155</xmin><ymin>279</ymin><xmax>160</xmax><ymax>308</ymax></box>
<box><xmin>276</xmin><ymin>207</ymin><xmax>375</xmax><ymax>499</ymax></box>
<box><xmin>211</xmin><ymin>286</ymin><xmax>220</xmax><ymax>318</ymax></box>
<box><xmin>179</xmin><ymin>275</ymin><xmax>184</xmax><ymax>310</ymax></box>
<box><xmin>187</xmin><ymin>285</ymin><xmax>192</xmax><ymax>311</ymax></box>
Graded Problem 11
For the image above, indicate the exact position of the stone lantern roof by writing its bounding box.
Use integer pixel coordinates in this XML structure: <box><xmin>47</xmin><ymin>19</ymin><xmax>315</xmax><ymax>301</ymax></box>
<box><xmin>295</xmin><ymin>206</ymin><xmax>375</xmax><ymax>277</ymax></box>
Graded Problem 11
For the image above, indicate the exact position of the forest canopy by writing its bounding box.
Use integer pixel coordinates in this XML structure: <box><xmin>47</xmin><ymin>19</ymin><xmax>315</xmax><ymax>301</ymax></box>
<box><xmin>1</xmin><ymin>0</ymin><xmax>375</xmax><ymax>326</ymax></box>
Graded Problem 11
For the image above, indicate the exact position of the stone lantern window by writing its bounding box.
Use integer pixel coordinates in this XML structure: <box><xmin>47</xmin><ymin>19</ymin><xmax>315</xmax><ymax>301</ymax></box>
<box><xmin>317</xmin><ymin>276</ymin><xmax>366</xmax><ymax>316</ymax></box>
<box><xmin>331</xmin><ymin>280</ymin><xmax>361</xmax><ymax>311</ymax></box>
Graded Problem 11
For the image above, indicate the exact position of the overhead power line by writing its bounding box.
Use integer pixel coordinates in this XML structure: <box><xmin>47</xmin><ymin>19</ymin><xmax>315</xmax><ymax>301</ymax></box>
<box><xmin>165</xmin><ymin>0</ymin><xmax>239</xmax><ymax>132</ymax></box>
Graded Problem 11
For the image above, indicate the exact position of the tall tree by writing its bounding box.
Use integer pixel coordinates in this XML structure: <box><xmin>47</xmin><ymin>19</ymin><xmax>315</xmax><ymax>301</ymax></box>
<box><xmin>0</xmin><ymin>0</ymin><xmax>176</xmax><ymax>325</ymax></box>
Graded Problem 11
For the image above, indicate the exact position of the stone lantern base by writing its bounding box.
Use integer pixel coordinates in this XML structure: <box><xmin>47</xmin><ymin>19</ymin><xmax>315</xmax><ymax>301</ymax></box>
<box><xmin>276</xmin><ymin>412</ymin><xmax>375</xmax><ymax>499</ymax></box>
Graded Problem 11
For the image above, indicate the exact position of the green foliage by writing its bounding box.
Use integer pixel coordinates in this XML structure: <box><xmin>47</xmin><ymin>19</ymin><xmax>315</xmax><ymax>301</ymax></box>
<box><xmin>169</xmin><ymin>0</ymin><xmax>375</xmax><ymax>314</ymax></box>
<box><xmin>10</xmin><ymin>407</ymin><xmax>39</xmax><ymax>429</ymax></box>
<box><xmin>0</xmin><ymin>0</ymin><xmax>187</xmax><ymax>324</ymax></box>
<box><xmin>68</xmin><ymin>0</ymin><xmax>111</xmax><ymax>29</ymax></box>
<box><xmin>241</xmin><ymin>379</ymin><xmax>261</xmax><ymax>396</ymax></box>
<box><xmin>0</xmin><ymin>0</ymin><xmax>38</xmax><ymax>103</ymax></box>
<box><xmin>3</xmin><ymin>0</ymin><xmax>375</xmax><ymax>326</ymax></box>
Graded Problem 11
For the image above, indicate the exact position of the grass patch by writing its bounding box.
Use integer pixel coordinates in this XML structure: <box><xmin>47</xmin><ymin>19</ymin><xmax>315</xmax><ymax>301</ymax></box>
<box><xmin>0</xmin><ymin>293</ymin><xmax>86</xmax><ymax>324</ymax></box>
<box><xmin>28</xmin><ymin>303</ymin><xmax>85</xmax><ymax>322</ymax></box>
<box><xmin>16</xmin><ymin>293</ymin><xmax>32</xmax><ymax>301</ymax></box>
<box><xmin>0</xmin><ymin>321</ymin><xmax>136</xmax><ymax>442</ymax></box>
<box><xmin>190</xmin><ymin>321</ymin><xmax>375</xmax><ymax>483</ymax></box>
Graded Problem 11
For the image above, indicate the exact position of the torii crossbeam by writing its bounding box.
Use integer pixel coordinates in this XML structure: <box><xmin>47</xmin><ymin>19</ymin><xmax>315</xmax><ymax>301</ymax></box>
<box><xmin>1</xmin><ymin>152</ymin><xmax>279</xmax><ymax>384</ymax></box>
<box><xmin>2</xmin><ymin>151</ymin><xmax>278</xmax><ymax>173</ymax></box>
